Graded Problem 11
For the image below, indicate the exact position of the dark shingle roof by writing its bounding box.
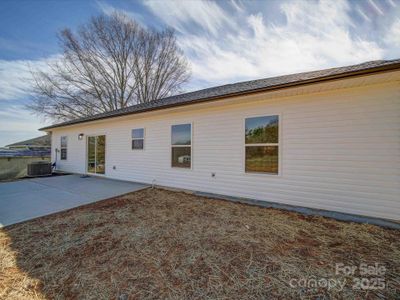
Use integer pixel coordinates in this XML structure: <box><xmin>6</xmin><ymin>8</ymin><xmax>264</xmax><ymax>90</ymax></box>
<box><xmin>40</xmin><ymin>59</ymin><xmax>400</xmax><ymax>131</ymax></box>
<box><xmin>6</xmin><ymin>135</ymin><xmax>51</xmax><ymax>148</ymax></box>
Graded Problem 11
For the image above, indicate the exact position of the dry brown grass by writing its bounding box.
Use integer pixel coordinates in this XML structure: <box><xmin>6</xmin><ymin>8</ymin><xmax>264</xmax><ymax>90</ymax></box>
<box><xmin>0</xmin><ymin>188</ymin><xmax>399</xmax><ymax>299</ymax></box>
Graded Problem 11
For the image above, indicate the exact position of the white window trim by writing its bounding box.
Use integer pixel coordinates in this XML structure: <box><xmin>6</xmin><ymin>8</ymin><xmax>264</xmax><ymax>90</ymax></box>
<box><xmin>171</xmin><ymin>122</ymin><xmax>193</xmax><ymax>170</ymax></box>
<box><xmin>132</xmin><ymin>128</ymin><xmax>145</xmax><ymax>150</ymax></box>
<box><xmin>243</xmin><ymin>114</ymin><xmax>282</xmax><ymax>176</ymax></box>
<box><xmin>60</xmin><ymin>136</ymin><xmax>67</xmax><ymax>160</ymax></box>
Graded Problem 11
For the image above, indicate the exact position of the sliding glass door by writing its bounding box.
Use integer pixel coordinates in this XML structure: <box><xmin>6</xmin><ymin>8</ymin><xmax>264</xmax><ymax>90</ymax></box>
<box><xmin>87</xmin><ymin>135</ymin><xmax>106</xmax><ymax>174</ymax></box>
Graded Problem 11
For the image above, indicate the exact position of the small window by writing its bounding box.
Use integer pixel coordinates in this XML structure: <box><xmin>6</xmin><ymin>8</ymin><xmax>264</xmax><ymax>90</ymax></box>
<box><xmin>60</xmin><ymin>136</ymin><xmax>67</xmax><ymax>160</ymax></box>
<box><xmin>245</xmin><ymin>115</ymin><xmax>279</xmax><ymax>174</ymax></box>
<box><xmin>171</xmin><ymin>124</ymin><xmax>191</xmax><ymax>168</ymax></box>
<box><xmin>132</xmin><ymin>128</ymin><xmax>144</xmax><ymax>150</ymax></box>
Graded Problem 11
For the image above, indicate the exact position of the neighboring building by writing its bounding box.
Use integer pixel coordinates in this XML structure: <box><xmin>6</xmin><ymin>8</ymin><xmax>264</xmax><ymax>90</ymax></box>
<box><xmin>1</xmin><ymin>134</ymin><xmax>51</xmax><ymax>158</ymax></box>
<box><xmin>0</xmin><ymin>135</ymin><xmax>51</xmax><ymax>180</ymax></box>
<box><xmin>6</xmin><ymin>134</ymin><xmax>51</xmax><ymax>150</ymax></box>
<box><xmin>40</xmin><ymin>59</ymin><xmax>400</xmax><ymax>221</ymax></box>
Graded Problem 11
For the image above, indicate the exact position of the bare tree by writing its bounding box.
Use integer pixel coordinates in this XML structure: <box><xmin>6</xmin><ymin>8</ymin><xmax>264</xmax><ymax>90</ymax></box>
<box><xmin>29</xmin><ymin>13</ymin><xmax>190</xmax><ymax>121</ymax></box>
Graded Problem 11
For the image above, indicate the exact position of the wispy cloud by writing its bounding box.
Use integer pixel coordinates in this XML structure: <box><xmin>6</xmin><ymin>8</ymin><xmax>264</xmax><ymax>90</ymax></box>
<box><xmin>96</xmin><ymin>0</ymin><xmax>146</xmax><ymax>25</ymax></box>
<box><xmin>0</xmin><ymin>56</ymin><xmax>57</xmax><ymax>100</ymax></box>
<box><xmin>149</xmin><ymin>0</ymin><xmax>384</xmax><ymax>85</ymax></box>
<box><xmin>0</xmin><ymin>59</ymin><xmax>37</xmax><ymax>100</ymax></box>
<box><xmin>0</xmin><ymin>103</ymin><xmax>49</xmax><ymax>146</ymax></box>
<box><xmin>356</xmin><ymin>6</ymin><xmax>372</xmax><ymax>22</ymax></box>
<box><xmin>368</xmin><ymin>0</ymin><xmax>384</xmax><ymax>16</ymax></box>
<box><xmin>388</xmin><ymin>0</ymin><xmax>397</xmax><ymax>8</ymax></box>
<box><xmin>230</xmin><ymin>0</ymin><xmax>244</xmax><ymax>13</ymax></box>
<box><xmin>385</xmin><ymin>18</ymin><xmax>400</xmax><ymax>46</ymax></box>
<box><xmin>0</xmin><ymin>104</ymin><xmax>46</xmax><ymax>129</ymax></box>
<box><xmin>0</xmin><ymin>59</ymin><xmax>52</xmax><ymax>145</ymax></box>
<box><xmin>1</xmin><ymin>0</ymin><xmax>399</xmax><ymax>101</ymax></box>
<box><xmin>143</xmin><ymin>0</ymin><xmax>237</xmax><ymax>36</ymax></box>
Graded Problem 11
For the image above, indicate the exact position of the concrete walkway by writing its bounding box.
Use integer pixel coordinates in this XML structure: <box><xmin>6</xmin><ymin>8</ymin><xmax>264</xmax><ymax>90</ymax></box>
<box><xmin>0</xmin><ymin>175</ymin><xmax>149</xmax><ymax>227</ymax></box>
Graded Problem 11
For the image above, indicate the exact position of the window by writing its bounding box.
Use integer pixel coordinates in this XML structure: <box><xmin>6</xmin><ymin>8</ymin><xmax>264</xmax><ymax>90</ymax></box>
<box><xmin>171</xmin><ymin>123</ymin><xmax>191</xmax><ymax>168</ymax></box>
<box><xmin>245</xmin><ymin>115</ymin><xmax>279</xmax><ymax>174</ymax></box>
<box><xmin>60</xmin><ymin>136</ymin><xmax>67</xmax><ymax>160</ymax></box>
<box><xmin>132</xmin><ymin>128</ymin><xmax>144</xmax><ymax>150</ymax></box>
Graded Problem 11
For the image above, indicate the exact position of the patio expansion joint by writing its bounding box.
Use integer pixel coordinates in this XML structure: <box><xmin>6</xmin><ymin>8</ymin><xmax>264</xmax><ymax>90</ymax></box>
<box><xmin>30</xmin><ymin>179</ymin><xmax>83</xmax><ymax>197</ymax></box>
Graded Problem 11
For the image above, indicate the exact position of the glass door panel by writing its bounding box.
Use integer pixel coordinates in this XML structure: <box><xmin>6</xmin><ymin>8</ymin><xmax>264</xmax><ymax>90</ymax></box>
<box><xmin>87</xmin><ymin>136</ymin><xmax>96</xmax><ymax>173</ymax></box>
<box><xmin>96</xmin><ymin>135</ymin><xmax>106</xmax><ymax>174</ymax></box>
<box><xmin>87</xmin><ymin>135</ymin><xmax>106</xmax><ymax>174</ymax></box>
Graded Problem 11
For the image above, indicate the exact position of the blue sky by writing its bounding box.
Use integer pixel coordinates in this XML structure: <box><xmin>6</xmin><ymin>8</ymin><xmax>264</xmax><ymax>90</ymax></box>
<box><xmin>0</xmin><ymin>0</ymin><xmax>399</xmax><ymax>146</ymax></box>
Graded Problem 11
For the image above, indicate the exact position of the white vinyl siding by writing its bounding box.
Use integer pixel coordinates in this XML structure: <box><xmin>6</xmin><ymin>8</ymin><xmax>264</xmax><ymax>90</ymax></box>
<box><xmin>49</xmin><ymin>80</ymin><xmax>400</xmax><ymax>221</ymax></box>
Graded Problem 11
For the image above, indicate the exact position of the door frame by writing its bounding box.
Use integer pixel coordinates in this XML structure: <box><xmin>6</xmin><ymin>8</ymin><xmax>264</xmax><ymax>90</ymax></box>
<box><xmin>86</xmin><ymin>134</ymin><xmax>106</xmax><ymax>176</ymax></box>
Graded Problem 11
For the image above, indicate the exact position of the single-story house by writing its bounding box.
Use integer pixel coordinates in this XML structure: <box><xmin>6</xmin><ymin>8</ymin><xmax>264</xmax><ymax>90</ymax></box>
<box><xmin>40</xmin><ymin>59</ymin><xmax>400</xmax><ymax>221</ymax></box>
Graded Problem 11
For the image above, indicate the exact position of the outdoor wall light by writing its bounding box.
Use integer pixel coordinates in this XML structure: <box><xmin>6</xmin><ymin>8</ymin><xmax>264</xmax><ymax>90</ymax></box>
<box><xmin>78</xmin><ymin>133</ymin><xmax>84</xmax><ymax>140</ymax></box>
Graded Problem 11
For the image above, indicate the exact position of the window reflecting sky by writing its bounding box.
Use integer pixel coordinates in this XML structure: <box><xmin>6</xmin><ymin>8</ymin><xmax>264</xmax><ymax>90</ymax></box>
<box><xmin>245</xmin><ymin>115</ymin><xmax>278</xmax><ymax>133</ymax></box>
<box><xmin>132</xmin><ymin>128</ymin><xmax>144</xmax><ymax>139</ymax></box>
<box><xmin>171</xmin><ymin>124</ymin><xmax>191</xmax><ymax>145</ymax></box>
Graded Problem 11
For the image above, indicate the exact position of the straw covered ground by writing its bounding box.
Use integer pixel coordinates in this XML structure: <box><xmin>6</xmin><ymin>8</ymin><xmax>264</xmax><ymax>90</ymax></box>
<box><xmin>1</xmin><ymin>188</ymin><xmax>399</xmax><ymax>299</ymax></box>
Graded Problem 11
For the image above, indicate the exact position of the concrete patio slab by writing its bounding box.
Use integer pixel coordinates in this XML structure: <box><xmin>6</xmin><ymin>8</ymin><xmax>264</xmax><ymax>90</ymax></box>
<box><xmin>0</xmin><ymin>175</ymin><xmax>149</xmax><ymax>227</ymax></box>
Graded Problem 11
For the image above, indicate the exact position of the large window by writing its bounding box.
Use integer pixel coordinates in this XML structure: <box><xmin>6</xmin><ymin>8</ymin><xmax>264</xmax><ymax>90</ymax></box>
<box><xmin>132</xmin><ymin>128</ymin><xmax>144</xmax><ymax>150</ymax></box>
<box><xmin>60</xmin><ymin>136</ymin><xmax>67</xmax><ymax>160</ymax></box>
<box><xmin>171</xmin><ymin>123</ymin><xmax>191</xmax><ymax>168</ymax></box>
<box><xmin>245</xmin><ymin>115</ymin><xmax>279</xmax><ymax>174</ymax></box>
